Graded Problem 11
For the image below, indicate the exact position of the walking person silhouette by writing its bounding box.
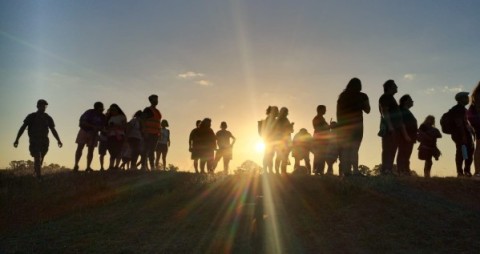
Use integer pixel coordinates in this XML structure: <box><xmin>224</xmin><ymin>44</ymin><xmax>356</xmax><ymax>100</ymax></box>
<box><xmin>14</xmin><ymin>99</ymin><xmax>63</xmax><ymax>179</ymax></box>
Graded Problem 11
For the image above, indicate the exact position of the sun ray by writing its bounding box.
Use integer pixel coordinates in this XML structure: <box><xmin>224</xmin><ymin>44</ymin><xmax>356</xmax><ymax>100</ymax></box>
<box><xmin>261</xmin><ymin>175</ymin><xmax>285</xmax><ymax>253</ymax></box>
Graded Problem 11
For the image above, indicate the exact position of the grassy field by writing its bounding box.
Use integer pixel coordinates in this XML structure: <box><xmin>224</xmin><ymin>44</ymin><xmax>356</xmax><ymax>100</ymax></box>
<box><xmin>1</xmin><ymin>170</ymin><xmax>480</xmax><ymax>253</ymax></box>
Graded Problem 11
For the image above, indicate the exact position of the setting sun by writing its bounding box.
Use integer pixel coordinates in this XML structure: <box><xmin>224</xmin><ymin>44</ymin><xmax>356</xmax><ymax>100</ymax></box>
<box><xmin>255</xmin><ymin>141</ymin><xmax>265</xmax><ymax>153</ymax></box>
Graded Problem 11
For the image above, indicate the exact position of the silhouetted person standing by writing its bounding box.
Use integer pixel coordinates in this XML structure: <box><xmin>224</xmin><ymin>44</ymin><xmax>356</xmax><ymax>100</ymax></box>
<box><xmin>449</xmin><ymin>92</ymin><xmax>474</xmax><ymax>177</ymax></box>
<box><xmin>74</xmin><ymin>102</ymin><xmax>105</xmax><ymax>172</ymax></box>
<box><xmin>260</xmin><ymin>106</ymin><xmax>279</xmax><ymax>174</ymax></box>
<box><xmin>467</xmin><ymin>81</ymin><xmax>480</xmax><ymax>177</ymax></box>
<box><xmin>417</xmin><ymin>115</ymin><xmax>441</xmax><ymax>178</ymax></box>
<box><xmin>105</xmin><ymin>104</ymin><xmax>127</xmax><ymax>170</ymax></box>
<box><xmin>336</xmin><ymin>78</ymin><xmax>370</xmax><ymax>176</ymax></box>
<box><xmin>98</xmin><ymin>131</ymin><xmax>108</xmax><ymax>171</ymax></box>
<box><xmin>214</xmin><ymin>121</ymin><xmax>236</xmax><ymax>174</ymax></box>
<box><xmin>189</xmin><ymin>120</ymin><xmax>202</xmax><ymax>173</ymax></box>
<box><xmin>155</xmin><ymin>119</ymin><xmax>170</xmax><ymax>170</ymax></box>
<box><xmin>378</xmin><ymin>80</ymin><xmax>410</xmax><ymax>175</ymax></box>
<box><xmin>141</xmin><ymin>94</ymin><xmax>162</xmax><ymax>170</ymax></box>
<box><xmin>126</xmin><ymin>110</ymin><xmax>143</xmax><ymax>170</ymax></box>
<box><xmin>275</xmin><ymin>107</ymin><xmax>294</xmax><ymax>174</ymax></box>
<box><xmin>197</xmin><ymin>118</ymin><xmax>216</xmax><ymax>173</ymax></box>
<box><xmin>312</xmin><ymin>105</ymin><xmax>329</xmax><ymax>175</ymax></box>
<box><xmin>397</xmin><ymin>95</ymin><xmax>417</xmax><ymax>176</ymax></box>
<box><xmin>14</xmin><ymin>99</ymin><xmax>63</xmax><ymax>179</ymax></box>
<box><xmin>325</xmin><ymin>121</ymin><xmax>339</xmax><ymax>175</ymax></box>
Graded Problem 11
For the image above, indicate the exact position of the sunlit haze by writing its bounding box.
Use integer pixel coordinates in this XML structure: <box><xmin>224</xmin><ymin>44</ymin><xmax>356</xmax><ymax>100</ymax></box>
<box><xmin>1</xmin><ymin>0</ymin><xmax>480</xmax><ymax>176</ymax></box>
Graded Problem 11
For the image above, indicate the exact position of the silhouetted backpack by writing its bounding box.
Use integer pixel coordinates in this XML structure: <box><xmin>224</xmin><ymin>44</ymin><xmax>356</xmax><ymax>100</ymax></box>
<box><xmin>440</xmin><ymin>108</ymin><xmax>455</xmax><ymax>134</ymax></box>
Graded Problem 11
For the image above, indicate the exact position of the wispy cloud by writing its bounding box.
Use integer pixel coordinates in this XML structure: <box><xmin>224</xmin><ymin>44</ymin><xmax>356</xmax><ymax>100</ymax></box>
<box><xmin>195</xmin><ymin>80</ymin><xmax>213</xmax><ymax>86</ymax></box>
<box><xmin>177</xmin><ymin>71</ymin><xmax>213</xmax><ymax>87</ymax></box>
<box><xmin>177</xmin><ymin>71</ymin><xmax>205</xmax><ymax>79</ymax></box>
<box><xmin>423</xmin><ymin>88</ymin><xmax>436</xmax><ymax>95</ymax></box>
<box><xmin>442</xmin><ymin>85</ymin><xmax>464</xmax><ymax>93</ymax></box>
<box><xmin>420</xmin><ymin>85</ymin><xmax>465</xmax><ymax>95</ymax></box>
<box><xmin>403</xmin><ymin>73</ymin><xmax>416</xmax><ymax>81</ymax></box>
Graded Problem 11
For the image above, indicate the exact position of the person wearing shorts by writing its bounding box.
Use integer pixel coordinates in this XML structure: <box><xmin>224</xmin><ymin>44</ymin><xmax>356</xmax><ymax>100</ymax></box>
<box><xmin>155</xmin><ymin>119</ymin><xmax>170</xmax><ymax>170</ymax></box>
<box><xmin>73</xmin><ymin>102</ymin><xmax>105</xmax><ymax>172</ymax></box>
<box><xmin>14</xmin><ymin>99</ymin><xmax>63</xmax><ymax>179</ymax></box>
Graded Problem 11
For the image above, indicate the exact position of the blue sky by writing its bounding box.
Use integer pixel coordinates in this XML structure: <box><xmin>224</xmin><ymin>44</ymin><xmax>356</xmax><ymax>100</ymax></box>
<box><xmin>1</xmin><ymin>0</ymin><xmax>479</xmax><ymax>176</ymax></box>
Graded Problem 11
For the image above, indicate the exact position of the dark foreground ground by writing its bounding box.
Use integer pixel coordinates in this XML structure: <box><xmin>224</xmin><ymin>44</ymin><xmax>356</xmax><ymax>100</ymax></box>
<box><xmin>1</xmin><ymin>171</ymin><xmax>480</xmax><ymax>254</ymax></box>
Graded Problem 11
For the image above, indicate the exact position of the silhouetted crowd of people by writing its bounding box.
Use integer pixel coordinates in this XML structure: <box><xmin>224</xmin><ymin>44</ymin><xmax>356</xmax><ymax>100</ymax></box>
<box><xmin>257</xmin><ymin>78</ymin><xmax>480</xmax><ymax>178</ymax></box>
<box><xmin>188</xmin><ymin>119</ymin><xmax>236</xmax><ymax>174</ymax></box>
<box><xmin>13</xmin><ymin>94</ymin><xmax>238</xmax><ymax>179</ymax></box>
<box><xmin>259</xmin><ymin>78</ymin><xmax>370</xmax><ymax>177</ymax></box>
<box><xmin>13</xmin><ymin>79</ymin><xmax>480</xmax><ymax>179</ymax></box>
<box><xmin>70</xmin><ymin>95</ymin><xmax>169</xmax><ymax>173</ymax></box>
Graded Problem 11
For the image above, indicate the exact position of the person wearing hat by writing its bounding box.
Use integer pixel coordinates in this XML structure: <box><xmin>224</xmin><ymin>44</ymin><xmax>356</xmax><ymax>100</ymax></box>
<box><xmin>13</xmin><ymin>99</ymin><xmax>63</xmax><ymax>179</ymax></box>
<box><xmin>450</xmin><ymin>91</ymin><xmax>474</xmax><ymax>177</ymax></box>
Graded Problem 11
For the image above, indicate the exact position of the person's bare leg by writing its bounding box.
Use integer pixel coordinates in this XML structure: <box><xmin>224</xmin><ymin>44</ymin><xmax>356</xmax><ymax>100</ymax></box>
<box><xmin>74</xmin><ymin>143</ymin><xmax>85</xmax><ymax>171</ymax></box>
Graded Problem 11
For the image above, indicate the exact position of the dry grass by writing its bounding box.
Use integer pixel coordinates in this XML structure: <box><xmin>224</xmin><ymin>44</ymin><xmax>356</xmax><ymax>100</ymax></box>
<box><xmin>1</xmin><ymin>171</ymin><xmax>480</xmax><ymax>253</ymax></box>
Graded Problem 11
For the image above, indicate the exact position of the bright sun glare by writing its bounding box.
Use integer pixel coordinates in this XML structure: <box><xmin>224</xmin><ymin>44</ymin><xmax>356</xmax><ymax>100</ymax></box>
<box><xmin>255</xmin><ymin>141</ymin><xmax>265</xmax><ymax>153</ymax></box>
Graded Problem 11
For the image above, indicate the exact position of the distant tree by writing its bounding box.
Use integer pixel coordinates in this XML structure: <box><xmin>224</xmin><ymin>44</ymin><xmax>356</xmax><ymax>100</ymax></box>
<box><xmin>235</xmin><ymin>160</ymin><xmax>261</xmax><ymax>175</ymax></box>
<box><xmin>166</xmin><ymin>164</ymin><xmax>179</xmax><ymax>172</ymax></box>
<box><xmin>43</xmin><ymin>163</ymin><xmax>69</xmax><ymax>174</ymax></box>
<box><xmin>8</xmin><ymin>160</ymin><xmax>34</xmax><ymax>175</ymax></box>
<box><xmin>358</xmin><ymin>164</ymin><xmax>373</xmax><ymax>176</ymax></box>
<box><xmin>8</xmin><ymin>160</ymin><xmax>24</xmax><ymax>170</ymax></box>
<box><xmin>8</xmin><ymin>160</ymin><xmax>68</xmax><ymax>175</ymax></box>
